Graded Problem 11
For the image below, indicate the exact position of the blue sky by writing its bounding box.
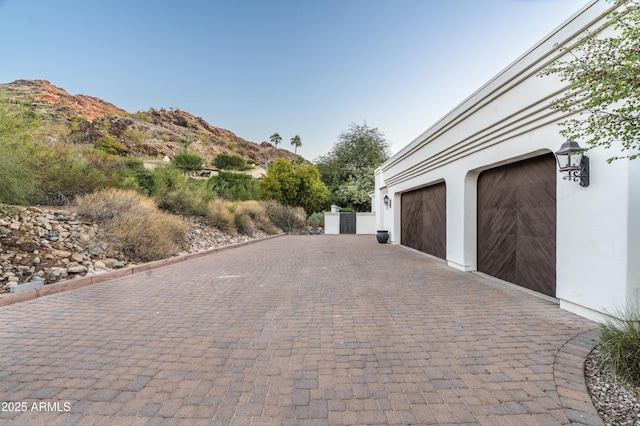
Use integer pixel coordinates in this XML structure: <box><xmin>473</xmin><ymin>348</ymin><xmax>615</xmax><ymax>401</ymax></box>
<box><xmin>0</xmin><ymin>0</ymin><xmax>588</xmax><ymax>161</ymax></box>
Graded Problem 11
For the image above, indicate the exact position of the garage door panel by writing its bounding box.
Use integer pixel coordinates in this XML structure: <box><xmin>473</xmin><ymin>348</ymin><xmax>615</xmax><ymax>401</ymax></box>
<box><xmin>516</xmin><ymin>236</ymin><xmax>555</xmax><ymax>295</ymax></box>
<box><xmin>401</xmin><ymin>182</ymin><xmax>446</xmax><ymax>259</ymax></box>
<box><xmin>478</xmin><ymin>154</ymin><xmax>556</xmax><ymax>297</ymax></box>
<box><xmin>518</xmin><ymin>208</ymin><xmax>555</xmax><ymax>238</ymax></box>
<box><xmin>481</xmin><ymin>250</ymin><xmax>517</xmax><ymax>282</ymax></box>
<box><xmin>481</xmin><ymin>185</ymin><xmax>517</xmax><ymax>209</ymax></box>
<box><xmin>518</xmin><ymin>182</ymin><xmax>555</xmax><ymax>208</ymax></box>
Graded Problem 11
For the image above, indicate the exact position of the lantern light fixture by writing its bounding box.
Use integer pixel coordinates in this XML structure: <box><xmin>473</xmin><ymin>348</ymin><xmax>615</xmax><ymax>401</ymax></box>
<box><xmin>555</xmin><ymin>140</ymin><xmax>589</xmax><ymax>187</ymax></box>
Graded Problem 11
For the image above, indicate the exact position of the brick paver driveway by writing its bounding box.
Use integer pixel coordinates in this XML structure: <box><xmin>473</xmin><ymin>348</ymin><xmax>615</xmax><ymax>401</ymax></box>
<box><xmin>0</xmin><ymin>235</ymin><xmax>602</xmax><ymax>425</ymax></box>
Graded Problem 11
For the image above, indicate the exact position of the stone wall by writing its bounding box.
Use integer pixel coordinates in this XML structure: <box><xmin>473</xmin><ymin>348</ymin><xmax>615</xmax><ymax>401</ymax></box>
<box><xmin>0</xmin><ymin>205</ymin><xmax>265</xmax><ymax>293</ymax></box>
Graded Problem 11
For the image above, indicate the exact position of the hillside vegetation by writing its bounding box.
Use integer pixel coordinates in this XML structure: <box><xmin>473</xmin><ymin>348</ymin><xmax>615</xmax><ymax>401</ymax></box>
<box><xmin>0</xmin><ymin>79</ymin><xmax>308</xmax><ymax>207</ymax></box>
<box><xmin>0</xmin><ymin>80</ymin><xmax>317</xmax><ymax>270</ymax></box>
<box><xmin>1</xmin><ymin>79</ymin><xmax>302</xmax><ymax>165</ymax></box>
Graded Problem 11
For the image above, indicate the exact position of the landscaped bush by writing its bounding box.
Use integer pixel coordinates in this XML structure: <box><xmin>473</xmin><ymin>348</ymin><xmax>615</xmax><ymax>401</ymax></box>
<box><xmin>262</xmin><ymin>200</ymin><xmax>307</xmax><ymax>233</ymax></box>
<box><xmin>213</xmin><ymin>153</ymin><xmax>249</xmax><ymax>171</ymax></box>
<box><xmin>599</xmin><ymin>300</ymin><xmax>640</xmax><ymax>386</ymax></box>
<box><xmin>307</xmin><ymin>212</ymin><xmax>324</xmax><ymax>228</ymax></box>
<box><xmin>172</xmin><ymin>152</ymin><xmax>204</xmax><ymax>171</ymax></box>
<box><xmin>76</xmin><ymin>189</ymin><xmax>187</xmax><ymax>261</ymax></box>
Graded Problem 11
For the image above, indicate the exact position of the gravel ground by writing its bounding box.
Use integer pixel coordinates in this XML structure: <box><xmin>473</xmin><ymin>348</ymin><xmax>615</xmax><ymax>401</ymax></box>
<box><xmin>585</xmin><ymin>347</ymin><xmax>640</xmax><ymax>425</ymax></box>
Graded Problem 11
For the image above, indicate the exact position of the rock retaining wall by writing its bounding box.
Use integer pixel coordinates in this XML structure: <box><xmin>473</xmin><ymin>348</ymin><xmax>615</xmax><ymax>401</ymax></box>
<box><xmin>0</xmin><ymin>205</ymin><xmax>267</xmax><ymax>293</ymax></box>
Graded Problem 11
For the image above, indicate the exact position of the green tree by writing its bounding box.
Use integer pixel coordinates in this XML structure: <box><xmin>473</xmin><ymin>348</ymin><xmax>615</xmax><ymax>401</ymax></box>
<box><xmin>259</xmin><ymin>158</ymin><xmax>329</xmax><ymax>214</ymax></box>
<box><xmin>172</xmin><ymin>152</ymin><xmax>204</xmax><ymax>171</ymax></box>
<box><xmin>270</xmin><ymin>132</ymin><xmax>282</xmax><ymax>148</ymax></box>
<box><xmin>316</xmin><ymin>122</ymin><xmax>391</xmax><ymax>211</ymax></box>
<box><xmin>290</xmin><ymin>134</ymin><xmax>302</xmax><ymax>154</ymax></box>
<box><xmin>213</xmin><ymin>153</ymin><xmax>248</xmax><ymax>171</ymax></box>
<box><xmin>540</xmin><ymin>0</ymin><xmax>640</xmax><ymax>161</ymax></box>
<box><xmin>178</xmin><ymin>137</ymin><xmax>194</xmax><ymax>151</ymax></box>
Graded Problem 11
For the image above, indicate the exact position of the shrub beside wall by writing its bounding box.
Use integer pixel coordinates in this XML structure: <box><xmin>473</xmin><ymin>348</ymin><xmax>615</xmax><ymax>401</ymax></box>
<box><xmin>599</xmin><ymin>302</ymin><xmax>640</xmax><ymax>386</ymax></box>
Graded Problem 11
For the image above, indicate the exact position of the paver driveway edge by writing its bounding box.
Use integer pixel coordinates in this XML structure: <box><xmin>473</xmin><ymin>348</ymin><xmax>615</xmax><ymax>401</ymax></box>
<box><xmin>553</xmin><ymin>329</ymin><xmax>604</xmax><ymax>426</ymax></box>
<box><xmin>0</xmin><ymin>233</ymin><xmax>286</xmax><ymax>308</ymax></box>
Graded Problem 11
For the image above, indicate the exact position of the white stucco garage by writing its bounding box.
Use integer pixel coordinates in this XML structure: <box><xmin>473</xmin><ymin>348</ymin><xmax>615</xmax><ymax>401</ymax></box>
<box><xmin>374</xmin><ymin>0</ymin><xmax>639</xmax><ymax>322</ymax></box>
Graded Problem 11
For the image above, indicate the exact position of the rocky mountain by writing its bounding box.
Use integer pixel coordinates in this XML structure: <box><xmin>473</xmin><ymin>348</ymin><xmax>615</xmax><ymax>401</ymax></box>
<box><xmin>0</xmin><ymin>79</ymin><xmax>303</xmax><ymax>165</ymax></box>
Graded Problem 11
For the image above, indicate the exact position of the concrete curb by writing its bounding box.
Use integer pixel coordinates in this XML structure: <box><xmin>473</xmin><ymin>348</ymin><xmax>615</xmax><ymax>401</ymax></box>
<box><xmin>0</xmin><ymin>233</ymin><xmax>286</xmax><ymax>307</ymax></box>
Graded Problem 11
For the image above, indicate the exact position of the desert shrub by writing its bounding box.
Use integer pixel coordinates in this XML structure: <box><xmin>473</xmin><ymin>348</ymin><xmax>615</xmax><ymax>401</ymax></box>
<box><xmin>17</xmin><ymin>140</ymin><xmax>109</xmax><ymax>205</ymax></box>
<box><xmin>205</xmin><ymin>199</ymin><xmax>236</xmax><ymax>234</ymax></box>
<box><xmin>76</xmin><ymin>188</ymin><xmax>156</xmax><ymax>222</ymax></box>
<box><xmin>132</xmin><ymin>111</ymin><xmax>151</xmax><ymax>122</ymax></box>
<box><xmin>76</xmin><ymin>189</ymin><xmax>187</xmax><ymax>261</ymax></box>
<box><xmin>262</xmin><ymin>200</ymin><xmax>307</xmax><ymax>233</ymax></box>
<box><xmin>307</xmin><ymin>212</ymin><xmax>324</xmax><ymax>228</ymax></box>
<box><xmin>209</xmin><ymin>172</ymin><xmax>259</xmax><ymax>201</ymax></box>
<box><xmin>0</xmin><ymin>142</ymin><xmax>35</xmax><ymax>205</ymax></box>
<box><xmin>235</xmin><ymin>200</ymin><xmax>279</xmax><ymax>234</ymax></box>
<box><xmin>95</xmin><ymin>135</ymin><xmax>128</xmax><ymax>155</ymax></box>
<box><xmin>599</xmin><ymin>300</ymin><xmax>640</xmax><ymax>386</ymax></box>
<box><xmin>0</xmin><ymin>102</ymin><xmax>44</xmax><ymax>204</ymax></box>
<box><xmin>233</xmin><ymin>211</ymin><xmax>254</xmax><ymax>235</ymax></box>
<box><xmin>125</xmin><ymin>128</ymin><xmax>147</xmax><ymax>144</ymax></box>
<box><xmin>109</xmin><ymin>209</ymin><xmax>187</xmax><ymax>261</ymax></box>
<box><xmin>161</xmin><ymin>189</ymin><xmax>210</xmax><ymax>215</ymax></box>
<box><xmin>146</xmin><ymin>166</ymin><xmax>214</xmax><ymax>215</ymax></box>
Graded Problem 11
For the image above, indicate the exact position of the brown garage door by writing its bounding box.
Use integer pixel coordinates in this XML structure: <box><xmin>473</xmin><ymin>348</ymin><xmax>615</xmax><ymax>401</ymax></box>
<box><xmin>401</xmin><ymin>182</ymin><xmax>446</xmax><ymax>259</ymax></box>
<box><xmin>477</xmin><ymin>154</ymin><xmax>556</xmax><ymax>297</ymax></box>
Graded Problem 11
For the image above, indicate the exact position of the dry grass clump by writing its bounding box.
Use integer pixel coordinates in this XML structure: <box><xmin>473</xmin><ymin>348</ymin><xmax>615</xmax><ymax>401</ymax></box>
<box><xmin>76</xmin><ymin>189</ymin><xmax>188</xmax><ymax>261</ymax></box>
<box><xmin>205</xmin><ymin>199</ymin><xmax>236</xmax><ymax>234</ymax></box>
<box><xmin>261</xmin><ymin>200</ymin><xmax>307</xmax><ymax>233</ymax></box>
<box><xmin>75</xmin><ymin>188</ymin><xmax>156</xmax><ymax>222</ymax></box>
<box><xmin>205</xmin><ymin>199</ymin><xmax>282</xmax><ymax>236</ymax></box>
<box><xmin>236</xmin><ymin>200</ymin><xmax>279</xmax><ymax>235</ymax></box>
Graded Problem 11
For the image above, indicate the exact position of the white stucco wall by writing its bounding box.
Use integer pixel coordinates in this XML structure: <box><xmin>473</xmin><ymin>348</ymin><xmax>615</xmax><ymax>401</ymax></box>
<box><xmin>324</xmin><ymin>212</ymin><xmax>377</xmax><ymax>235</ymax></box>
<box><xmin>324</xmin><ymin>213</ymin><xmax>340</xmax><ymax>235</ymax></box>
<box><xmin>375</xmin><ymin>0</ymin><xmax>637</xmax><ymax>321</ymax></box>
<box><xmin>355</xmin><ymin>213</ymin><xmax>376</xmax><ymax>235</ymax></box>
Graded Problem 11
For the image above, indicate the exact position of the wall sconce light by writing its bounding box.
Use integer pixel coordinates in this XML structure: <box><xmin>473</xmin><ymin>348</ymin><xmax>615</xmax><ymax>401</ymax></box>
<box><xmin>555</xmin><ymin>140</ymin><xmax>589</xmax><ymax>187</ymax></box>
<box><xmin>383</xmin><ymin>195</ymin><xmax>391</xmax><ymax>208</ymax></box>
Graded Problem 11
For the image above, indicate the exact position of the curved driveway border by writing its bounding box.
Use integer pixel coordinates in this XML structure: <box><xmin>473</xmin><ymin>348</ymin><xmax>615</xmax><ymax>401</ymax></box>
<box><xmin>553</xmin><ymin>329</ymin><xmax>602</xmax><ymax>425</ymax></box>
<box><xmin>0</xmin><ymin>233</ymin><xmax>286</xmax><ymax>307</ymax></box>
<box><xmin>0</xmin><ymin>234</ymin><xmax>604</xmax><ymax>425</ymax></box>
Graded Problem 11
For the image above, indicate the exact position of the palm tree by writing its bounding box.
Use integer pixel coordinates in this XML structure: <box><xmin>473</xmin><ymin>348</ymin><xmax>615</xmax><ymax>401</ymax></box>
<box><xmin>270</xmin><ymin>133</ymin><xmax>282</xmax><ymax>148</ymax></box>
<box><xmin>290</xmin><ymin>135</ymin><xmax>302</xmax><ymax>154</ymax></box>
